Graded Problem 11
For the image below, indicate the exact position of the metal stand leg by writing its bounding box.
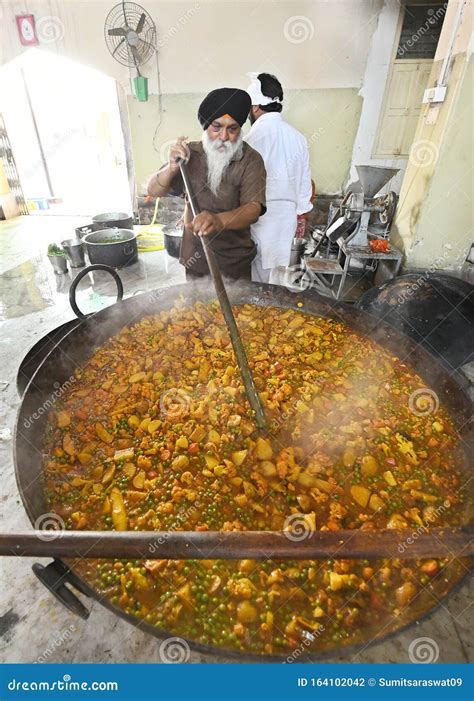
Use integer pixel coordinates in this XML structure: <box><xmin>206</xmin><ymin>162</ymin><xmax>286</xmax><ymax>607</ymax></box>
<box><xmin>336</xmin><ymin>254</ymin><xmax>350</xmax><ymax>300</ymax></box>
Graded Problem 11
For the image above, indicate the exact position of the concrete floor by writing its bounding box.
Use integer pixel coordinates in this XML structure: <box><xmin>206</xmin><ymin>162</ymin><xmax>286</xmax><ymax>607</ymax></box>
<box><xmin>0</xmin><ymin>215</ymin><xmax>472</xmax><ymax>665</ymax></box>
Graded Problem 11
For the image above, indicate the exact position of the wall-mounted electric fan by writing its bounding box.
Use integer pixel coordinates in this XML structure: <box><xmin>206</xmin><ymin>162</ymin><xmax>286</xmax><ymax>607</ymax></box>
<box><xmin>104</xmin><ymin>2</ymin><xmax>157</xmax><ymax>102</ymax></box>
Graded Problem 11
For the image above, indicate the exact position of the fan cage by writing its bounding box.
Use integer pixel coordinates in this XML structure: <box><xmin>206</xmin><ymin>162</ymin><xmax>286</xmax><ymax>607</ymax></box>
<box><xmin>104</xmin><ymin>2</ymin><xmax>157</xmax><ymax>67</ymax></box>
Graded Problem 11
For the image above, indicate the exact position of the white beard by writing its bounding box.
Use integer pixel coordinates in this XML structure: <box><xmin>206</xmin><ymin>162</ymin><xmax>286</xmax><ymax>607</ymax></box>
<box><xmin>202</xmin><ymin>131</ymin><xmax>243</xmax><ymax>196</ymax></box>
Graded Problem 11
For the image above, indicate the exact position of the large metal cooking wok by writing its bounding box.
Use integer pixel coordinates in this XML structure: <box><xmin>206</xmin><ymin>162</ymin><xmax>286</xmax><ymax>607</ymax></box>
<box><xmin>13</xmin><ymin>279</ymin><xmax>473</xmax><ymax>661</ymax></box>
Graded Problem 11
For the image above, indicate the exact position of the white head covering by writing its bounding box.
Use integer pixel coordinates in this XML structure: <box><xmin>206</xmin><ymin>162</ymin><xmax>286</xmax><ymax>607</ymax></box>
<box><xmin>246</xmin><ymin>72</ymin><xmax>282</xmax><ymax>106</ymax></box>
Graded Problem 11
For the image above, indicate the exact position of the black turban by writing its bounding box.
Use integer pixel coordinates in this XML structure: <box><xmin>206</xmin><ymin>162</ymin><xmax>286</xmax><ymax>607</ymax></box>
<box><xmin>198</xmin><ymin>88</ymin><xmax>251</xmax><ymax>130</ymax></box>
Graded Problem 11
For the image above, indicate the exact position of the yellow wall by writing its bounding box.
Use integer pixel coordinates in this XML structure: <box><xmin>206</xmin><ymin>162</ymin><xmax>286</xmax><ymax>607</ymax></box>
<box><xmin>392</xmin><ymin>0</ymin><xmax>473</xmax><ymax>271</ymax></box>
<box><xmin>0</xmin><ymin>162</ymin><xmax>10</xmax><ymax>196</ymax></box>
<box><xmin>393</xmin><ymin>56</ymin><xmax>472</xmax><ymax>270</ymax></box>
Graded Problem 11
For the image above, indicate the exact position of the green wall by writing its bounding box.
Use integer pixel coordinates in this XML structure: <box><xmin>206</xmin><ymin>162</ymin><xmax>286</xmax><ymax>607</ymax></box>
<box><xmin>127</xmin><ymin>89</ymin><xmax>363</xmax><ymax>196</ymax></box>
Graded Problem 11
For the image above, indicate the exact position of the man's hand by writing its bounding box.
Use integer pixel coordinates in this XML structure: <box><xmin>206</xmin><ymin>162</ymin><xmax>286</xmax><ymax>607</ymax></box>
<box><xmin>148</xmin><ymin>136</ymin><xmax>190</xmax><ymax>197</ymax></box>
<box><xmin>168</xmin><ymin>136</ymin><xmax>190</xmax><ymax>174</ymax></box>
<box><xmin>193</xmin><ymin>211</ymin><xmax>223</xmax><ymax>237</ymax></box>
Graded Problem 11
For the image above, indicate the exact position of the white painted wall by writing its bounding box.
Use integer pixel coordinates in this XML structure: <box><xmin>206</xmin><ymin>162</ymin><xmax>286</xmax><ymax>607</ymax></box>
<box><xmin>1</xmin><ymin>0</ymin><xmax>383</xmax><ymax>91</ymax></box>
<box><xmin>347</xmin><ymin>0</ymin><xmax>407</xmax><ymax>194</ymax></box>
<box><xmin>0</xmin><ymin>0</ymin><xmax>388</xmax><ymax>195</ymax></box>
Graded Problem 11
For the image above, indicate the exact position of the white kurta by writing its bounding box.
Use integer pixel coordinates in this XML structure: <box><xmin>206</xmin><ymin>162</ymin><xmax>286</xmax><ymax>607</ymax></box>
<box><xmin>245</xmin><ymin>112</ymin><xmax>312</xmax><ymax>272</ymax></box>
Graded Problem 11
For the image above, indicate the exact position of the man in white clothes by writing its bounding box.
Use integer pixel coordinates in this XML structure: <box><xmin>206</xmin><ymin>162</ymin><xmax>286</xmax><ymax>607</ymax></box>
<box><xmin>245</xmin><ymin>72</ymin><xmax>313</xmax><ymax>283</ymax></box>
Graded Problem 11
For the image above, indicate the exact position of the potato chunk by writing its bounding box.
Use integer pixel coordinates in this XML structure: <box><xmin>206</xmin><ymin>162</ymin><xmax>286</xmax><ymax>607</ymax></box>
<box><xmin>255</xmin><ymin>437</ymin><xmax>273</xmax><ymax>460</ymax></box>
<box><xmin>110</xmin><ymin>487</ymin><xmax>128</xmax><ymax>531</ymax></box>
<box><xmin>350</xmin><ymin>485</ymin><xmax>371</xmax><ymax>508</ymax></box>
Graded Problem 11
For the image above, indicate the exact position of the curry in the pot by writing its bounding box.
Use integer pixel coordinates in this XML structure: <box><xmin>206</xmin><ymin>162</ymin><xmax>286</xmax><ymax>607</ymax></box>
<box><xmin>42</xmin><ymin>301</ymin><xmax>469</xmax><ymax>655</ymax></box>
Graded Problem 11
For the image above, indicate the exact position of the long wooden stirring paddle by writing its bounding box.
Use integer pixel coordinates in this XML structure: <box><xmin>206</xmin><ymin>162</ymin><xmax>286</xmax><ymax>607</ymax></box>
<box><xmin>178</xmin><ymin>158</ymin><xmax>267</xmax><ymax>430</ymax></box>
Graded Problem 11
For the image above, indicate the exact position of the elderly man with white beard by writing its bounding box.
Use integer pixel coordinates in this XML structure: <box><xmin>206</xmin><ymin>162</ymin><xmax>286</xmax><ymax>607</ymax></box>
<box><xmin>148</xmin><ymin>87</ymin><xmax>267</xmax><ymax>280</ymax></box>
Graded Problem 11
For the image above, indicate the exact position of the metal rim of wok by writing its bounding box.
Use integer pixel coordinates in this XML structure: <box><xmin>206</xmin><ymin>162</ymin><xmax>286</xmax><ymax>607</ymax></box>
<box><xmin>13</xmin><ymin>281</ymin><xmax>473</xmax><ymax>661</ymax></box>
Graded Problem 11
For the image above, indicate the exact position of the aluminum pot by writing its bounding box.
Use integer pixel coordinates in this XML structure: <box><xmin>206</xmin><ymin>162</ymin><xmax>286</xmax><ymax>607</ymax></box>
<box><xmin>61</xmin><ymin>239</ymin><xmax>85</xmax><ymax>268</ymax></box>
<box><xmin>47</xmin><ymin>254</ymin><xmax>68</xmax><ymax>274</ymax></box>
<box><xmin>163</xmin><ymin>224</ymin><xmax>183</xmax><ymax>259</ymax></box>
<box><xmin>91</xmin><ymin>212</ymin><xmax>134</xmax><ymax>230</ymax></box>
<box><xmin>82</xmin><ymin>228</ymin><xmax>138</xmax><ymax>268</ymax></box>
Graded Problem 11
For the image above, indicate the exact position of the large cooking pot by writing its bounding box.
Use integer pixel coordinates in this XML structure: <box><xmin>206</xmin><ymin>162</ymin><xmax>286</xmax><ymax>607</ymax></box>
<box><xmin>357</xmin><ymin>273</ymin><xmax>474</xmax><ymax>376</ymax></box>
<box><xmin>82</xmin><ymin>228</ymin><xmax>138</xmax><ymax>268</ymax></box>
<box><xmin>16</xmin><ymin>266</ymin><xmax>124</xmax><ymax>395</ymax></box>
<box><xmin>13</xmin><ymin>280</ymin><xmax>473</xmax><ymax>661</ymax></box>
<box><xmin>91</xmin><ymin>211</ymin><xmax>134</xmax><ymax>230</ymax></box>
<box><xmin>75</xmin><ymin>213</ymin><xmax>134</xmax><ymax>239</ymax></box>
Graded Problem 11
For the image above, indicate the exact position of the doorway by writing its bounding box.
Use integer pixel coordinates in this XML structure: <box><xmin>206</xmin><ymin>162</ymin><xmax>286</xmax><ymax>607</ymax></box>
<box><xmin>373</xmin><ymin>2</ymin><xmax>447</xmax><ymax>158</ymax></box>
<box><xmin>0</xmin><ymin>49</ymin><xmax>133</xmax><ymax>216</ymax></box>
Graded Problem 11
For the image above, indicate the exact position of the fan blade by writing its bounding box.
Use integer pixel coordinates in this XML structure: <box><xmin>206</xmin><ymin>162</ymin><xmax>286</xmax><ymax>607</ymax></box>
<box><xmin>108</xmin><ymin>28</ymin><xmax>127</xmax><ymax>36</ymax></box>
<box><xmin>112</xmin><ymin>37</ymin><xmax>126</xmax><ymax>57</ymax></box>
<box><xmin>129</xmin><ymin>44</ymin><xmax>142</xmax><ymax>76</ymax></box>
<box><xmin>138</xmin><ymin>37</ymin><xmax>155</xmax><ymax>51</ymax></box>
<box><xmin>130</xmin><ymin>44</ymin><xmax>141</xmax><ymax>64</ymax></box>
<box><xmin>136</xmin><ymin>13</ymin><xmax>146</xmax><ymax>34</ymax></box>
